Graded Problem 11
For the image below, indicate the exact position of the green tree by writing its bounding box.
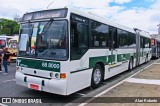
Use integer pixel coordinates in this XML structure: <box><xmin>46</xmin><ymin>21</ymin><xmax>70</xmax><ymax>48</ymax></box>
<box><xmin>0</xmin><ymin>18</ymin><xmax>20</xmax><ymax>36</ymax></box>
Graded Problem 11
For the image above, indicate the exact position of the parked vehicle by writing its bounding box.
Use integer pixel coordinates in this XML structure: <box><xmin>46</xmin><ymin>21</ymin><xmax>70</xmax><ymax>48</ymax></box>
<box><xmin>16</xmin><ymin>8</ymin><xmax>152</xmax><ymax>95</ymax></box>
<box><xmin>8</xmin><ymin>36</ymin><xmax>19</xmax><ymax>62</ymax></box>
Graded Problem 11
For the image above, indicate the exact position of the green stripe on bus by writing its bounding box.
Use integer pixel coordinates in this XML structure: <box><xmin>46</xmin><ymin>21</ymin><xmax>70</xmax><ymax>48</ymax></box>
<box><xmin>89</xmin><ymin>53</ymin><xmax>132</xmax><ymax>68</ymax></box>
<box><xmin>89</xmin><ymin>52</ymin><xmax>148</xmax><ymax>68</ymax></box>
<box><xmin>16</xmin><ymin>58</ymin><xmax>60</xmax><ymax>72</ymax></box>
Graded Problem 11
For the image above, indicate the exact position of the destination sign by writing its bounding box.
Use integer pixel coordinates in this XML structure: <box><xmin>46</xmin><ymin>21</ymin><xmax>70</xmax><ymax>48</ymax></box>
<box><xmin>23</xmin><ymin>13</ymin><xmax>32</xmax><ymax>21</ymax></box>
<box><xmin>22</xmin><ymin>9</ymin><xmax>67</xmax><ymax>21</ymax></box>
<box><xmin>71</xmin><ymin>14</ymin><xmax>89</xmax><ymax>24</ymax></box>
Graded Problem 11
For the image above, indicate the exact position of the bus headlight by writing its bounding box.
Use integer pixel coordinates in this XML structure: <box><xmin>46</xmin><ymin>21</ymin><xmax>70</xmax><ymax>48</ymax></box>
<box><xmin>50</xmin><ymin>72</ymin><xmax>54</xmax><ymax>77</ymax></box>
<box><xmin>55</xmin><ymin>73</ymin><xmax>59</xmax><ymax>78</ymax></box>
<box><xmin>16</xmin><ymin>67</ymin><xmax>23</xmax><ymax>73</ymax></box>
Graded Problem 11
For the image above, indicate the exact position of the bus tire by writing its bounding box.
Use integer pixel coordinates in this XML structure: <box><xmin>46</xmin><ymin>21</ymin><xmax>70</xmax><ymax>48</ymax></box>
<box><xmin>128</xmin><ymin>58</ymin><xmax>133</xmax><ymax>71</ymax></box>
<box><xmin>91</xmin><ymin>64</ymin><xmax>103</xmax><ymax>88</ymax></box>
<box><xmin>145</xmin><ymin>55</ymin><xmax>148</xmax><ymax>63</ymax></box>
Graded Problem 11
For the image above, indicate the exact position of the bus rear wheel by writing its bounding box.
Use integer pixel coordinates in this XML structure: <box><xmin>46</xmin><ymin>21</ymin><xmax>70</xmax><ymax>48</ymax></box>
<box><xmin>145</xmin><ymin>55</ymin><xmax>148</xmax><ymax>63</ymax></box>
<box><xmin>91</xmin><ymin>64</ymin><xmax>103</xmax><ymax>88</ymax></box>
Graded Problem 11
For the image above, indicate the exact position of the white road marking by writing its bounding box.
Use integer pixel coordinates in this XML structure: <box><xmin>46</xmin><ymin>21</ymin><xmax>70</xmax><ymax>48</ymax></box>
<box><xmin>153</xmin><ymin>63</ymin><xmax>160</xmax><ymax>65</ymax></box>
<box><xmin>78</xmin><ymin>59</ymin><xmax>160</xmax><ymax>106</ymax></box>
<box><xmin>125</xmin><ymin>78</ymin><xmax>160</xmax><ymax>85</ymax></box>
<box><xmin>0</xmin><ymin>103</ymin><xmax>8</xmax><ymax>106</ymax></box>
<box><xmin>3</xmin><ymin>79</ymin><xmax>15</xmax><ymax>83</ymax></box>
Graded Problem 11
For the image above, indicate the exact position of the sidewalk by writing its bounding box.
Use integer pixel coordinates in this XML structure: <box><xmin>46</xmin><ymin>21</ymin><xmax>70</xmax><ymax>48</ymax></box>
<box><xmin>85</xmin><ymin>60</ymin><xmax>160</xmax><ymax>106</ymax></box>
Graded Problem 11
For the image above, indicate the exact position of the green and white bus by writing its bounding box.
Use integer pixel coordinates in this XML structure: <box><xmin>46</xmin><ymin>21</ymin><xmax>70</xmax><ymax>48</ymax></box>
<box><xmin>16</xmin><ymin>8</ymin><xmax>151</xmax><ymax>95</ymax></box>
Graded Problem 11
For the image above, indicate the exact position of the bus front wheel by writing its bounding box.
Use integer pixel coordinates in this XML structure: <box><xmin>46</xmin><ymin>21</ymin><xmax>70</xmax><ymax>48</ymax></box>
<box><xmin>91</xmin><ymin>64</ymin><xmax>103</xmax><ymax>88</ymax></box>
<box><xmin>145</xmin><ymin>54</ymin><xmax>148</xmax><ymax>63</ymax></box>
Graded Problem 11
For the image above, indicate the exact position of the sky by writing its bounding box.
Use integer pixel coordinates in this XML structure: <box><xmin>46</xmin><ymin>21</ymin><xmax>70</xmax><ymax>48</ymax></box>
<box><xmin>0</xmin><ymin>0</ymin><xmax>160</xmax><ymax>34</ymax></box>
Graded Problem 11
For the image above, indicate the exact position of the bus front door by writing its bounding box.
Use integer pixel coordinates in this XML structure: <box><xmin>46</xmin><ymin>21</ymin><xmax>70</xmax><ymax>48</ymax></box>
<box><xmin>109</xmin><ymin>27</ymin><xmax>117</xmax><ymax>65</ymax></box>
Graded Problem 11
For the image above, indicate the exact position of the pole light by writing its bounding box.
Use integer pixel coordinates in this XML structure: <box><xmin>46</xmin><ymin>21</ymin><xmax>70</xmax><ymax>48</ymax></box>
<box><xmin>158</xmin><ymin>24</ymin><xmax>160</xmax><ymax>35</ymax></box>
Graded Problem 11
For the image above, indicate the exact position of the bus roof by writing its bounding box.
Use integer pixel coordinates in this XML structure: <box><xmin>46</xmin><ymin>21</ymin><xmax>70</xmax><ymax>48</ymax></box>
<box><xmin>0</xmin><ymin>36</ymin><xmax>13</xmax><ymax>40</ymax></box>
<box><xmin>134</xmin><ymin>28</ymin><xmax>151</xmax><ymax>38</ymax></box>
<box><xmin>0</xmin><ymin>36</ymin><xmax>14</xmax><ymax>38</ymax></box>
<box><xmin>8</xmin><ymin>36</ymin><xmax>19</xmax><ymax>42</ymax></box>
<box><xmin>22</xmin><ymin>7</ymin><xmax>150</xmax><ymax>36</ymax></box>
<box><xmin>68</xmin><ymin>8</ymin><xmax>135</xmax><ymax>33</ymax></box>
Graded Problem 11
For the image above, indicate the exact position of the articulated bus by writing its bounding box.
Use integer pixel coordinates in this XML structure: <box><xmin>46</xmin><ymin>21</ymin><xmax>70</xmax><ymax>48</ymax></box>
<box><xmin>16</xmin><ymin>8</ymin><xmax>152</xmax><ymax>95</ymax></box>
<box><xmin>151</xmin><ymin>37</ymin><xmax>160</xmax><ymax>59</ymax></box>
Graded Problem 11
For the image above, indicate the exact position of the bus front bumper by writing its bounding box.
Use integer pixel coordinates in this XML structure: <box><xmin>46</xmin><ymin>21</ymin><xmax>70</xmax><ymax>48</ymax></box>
<box><xmin>15</xmin><ymin>72</ymin><xmax>67</xmax><ymax>95</ymax></box>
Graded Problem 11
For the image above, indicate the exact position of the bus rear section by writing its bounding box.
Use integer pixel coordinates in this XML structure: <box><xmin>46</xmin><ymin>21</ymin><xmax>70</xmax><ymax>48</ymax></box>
<box><xmin>151</xmin><ymin>38</ymin><xmax>160</xmax><ymax>59</ymax></box>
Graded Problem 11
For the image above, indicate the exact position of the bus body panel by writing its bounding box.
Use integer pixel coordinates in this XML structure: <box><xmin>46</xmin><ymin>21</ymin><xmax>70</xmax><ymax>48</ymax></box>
<box><xmin>151</xmin><ymin>38</ymin><xmax>160</xmax><ymax>58</ymax></box>
<box><xmin>16</xmin><ymin>72</ymin><xmax>67</xmax><ymax>95</ymax></box>
<box><xmin>67</xmin><ymin>69</ymin><xmax>92</xmax><ymax>95</ymax></box>
<box><xmin>66</xmin><ymin>48</ymin><xmax>136</xmax><ymax>94</ymax></box>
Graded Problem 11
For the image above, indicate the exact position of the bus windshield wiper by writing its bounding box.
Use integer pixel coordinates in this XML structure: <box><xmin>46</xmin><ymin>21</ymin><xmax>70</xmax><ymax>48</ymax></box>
<box><xmin>41</xmin><ymin>19</ymin><xmax>53</xmax><ymax>35</ymax></box>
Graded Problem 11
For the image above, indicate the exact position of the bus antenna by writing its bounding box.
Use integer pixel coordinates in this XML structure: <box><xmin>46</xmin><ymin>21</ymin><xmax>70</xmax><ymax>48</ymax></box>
<box><xmin>47</xmin><ymin>1</ymin><xmax>54</xmax><ymax>9</ymax></box>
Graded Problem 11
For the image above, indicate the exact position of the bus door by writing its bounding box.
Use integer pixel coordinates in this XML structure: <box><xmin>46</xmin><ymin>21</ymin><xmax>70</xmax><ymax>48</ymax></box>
<box><xmin>70</xmin><ymin>14</ymin><xmax>89</xmax><ymax>61</ymax></box>
<box><xmin>109</xmin><ymin>27</ymin><xmax>117</xmax><ymax>65</ymax></box>
<box><xmin>158</xmin><ymin>42</ymin><xmax>160</xmax><ymax>57</ymax></box>
<box><xmin>135</xmin><ymin>31</ymin><xmax>140</xmax><ymax>66</ymax></box>
<box><xmin>155</xmin><ymin>40</ymin><xmax>158</xmax><ymax>57</ymax></box>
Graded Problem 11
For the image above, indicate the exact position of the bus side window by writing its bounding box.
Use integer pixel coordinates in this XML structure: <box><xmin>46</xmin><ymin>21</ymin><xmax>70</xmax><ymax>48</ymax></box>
<box><xmin>70</xmin><ymin>21</ymin><xmax>89</xmax><ymax>60</ymax></box>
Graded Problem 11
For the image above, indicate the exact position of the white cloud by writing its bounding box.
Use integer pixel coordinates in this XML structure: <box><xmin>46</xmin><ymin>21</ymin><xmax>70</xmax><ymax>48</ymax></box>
<box><xmin>0</xmin><ymin>0</ymin><xmax>159</xmax><ymax>34</ymax></box>
<box><xmin>110</xmin><ymin>0</ymin><xmax>160</xmax><ymax>34</ymax></box>
<box><xmin>0</xmin><ymin>5</ymin><xmax>21</xmax><ymax>18</ymax></box>
<box><xmin>114</xmin><ymin>0</ymin><xmax>132</xmax><ymax>4</ymax></box>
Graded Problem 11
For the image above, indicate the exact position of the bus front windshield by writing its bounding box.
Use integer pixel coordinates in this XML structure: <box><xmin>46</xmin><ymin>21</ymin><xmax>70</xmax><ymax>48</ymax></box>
<box><xmin>18</xmin><ymin>20</ymin><xmax>68</xmax><ymax>61</ymax></box>
<box><xmin>9</xmin><ymin>41</ymin><xmax>18</xmax><ymax>49</ymax></box>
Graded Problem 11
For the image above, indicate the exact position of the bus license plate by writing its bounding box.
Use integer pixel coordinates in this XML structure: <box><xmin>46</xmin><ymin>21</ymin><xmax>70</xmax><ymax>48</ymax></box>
<box><xmin>29</xmin><ymin>84</ymin><xmax>41</xmax><ymax>90</ymax></box>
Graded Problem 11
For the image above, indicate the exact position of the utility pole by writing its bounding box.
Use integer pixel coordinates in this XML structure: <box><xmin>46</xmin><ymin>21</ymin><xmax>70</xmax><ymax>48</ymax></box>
<box><xmin>157</xmin><ymin>24</ymin><xmax>160</xmax><ymax>40</ymax></box>
<box><xmin>158</xmin><ymin>24</ymin><xmax>160</xmax><ymax>35</ymax></box>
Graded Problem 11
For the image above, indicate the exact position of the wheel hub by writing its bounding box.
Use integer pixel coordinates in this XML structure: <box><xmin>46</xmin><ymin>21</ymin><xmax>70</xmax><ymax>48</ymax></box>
<box><xmin>93</xmin><ymin>69</ymin><xmax>101</xmax><ymax>84</ymax></box>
